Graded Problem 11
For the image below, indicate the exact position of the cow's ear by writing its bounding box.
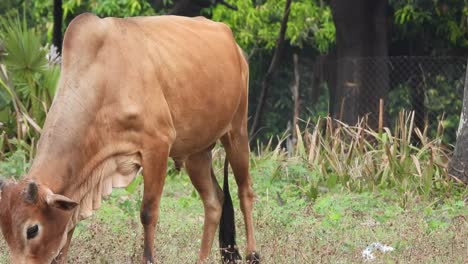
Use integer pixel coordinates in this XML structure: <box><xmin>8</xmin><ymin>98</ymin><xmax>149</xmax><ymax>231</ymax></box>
<box><xmin>46</xmin><ymin>194</ymin><xmax>78</xmax><ymax>211</ymax></box>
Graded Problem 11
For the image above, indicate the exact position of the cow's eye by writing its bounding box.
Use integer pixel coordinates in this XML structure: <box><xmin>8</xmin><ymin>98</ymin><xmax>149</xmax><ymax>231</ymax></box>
<box><xmin>26</xmin><ymin>225</ymin><xmax>39</xmax><ymax>240</ymax></box>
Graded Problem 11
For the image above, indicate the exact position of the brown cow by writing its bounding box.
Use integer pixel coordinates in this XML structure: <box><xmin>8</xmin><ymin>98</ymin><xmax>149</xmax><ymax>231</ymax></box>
<box><xmin>0</xmin><ymin>13</ymin><xmax>259</xmax><ymax>264</ymax></box>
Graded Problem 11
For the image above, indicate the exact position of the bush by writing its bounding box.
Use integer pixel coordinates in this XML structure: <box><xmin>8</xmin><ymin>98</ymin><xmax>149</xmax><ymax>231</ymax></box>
<box><xmin>0</xmin><ymin>12</ymin><xmax>60</xmax><ymax>155</ymax></box>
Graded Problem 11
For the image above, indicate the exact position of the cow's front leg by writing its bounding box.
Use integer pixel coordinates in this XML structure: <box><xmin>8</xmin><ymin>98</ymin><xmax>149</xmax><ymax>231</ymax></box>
<box><xmin>140</xmin><ymin>145</ymin><xmax>170</xmax><ymax>264</ymax></box>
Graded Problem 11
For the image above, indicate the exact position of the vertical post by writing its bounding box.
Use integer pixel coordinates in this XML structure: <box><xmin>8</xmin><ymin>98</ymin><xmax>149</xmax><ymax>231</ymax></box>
<box><xmin>378</xmin><ymin>98</ymin><xmax>384</xmax><ymax>136</ymax></box>
<box><xmin>291</xmin><ymin>53</ymin><xmax>300</xmax><ymax>147</ymax></box>
<box><xmin>339</xmin><ymin>98</ymin><xmax>345</xmax><ymax>122</ymax></box>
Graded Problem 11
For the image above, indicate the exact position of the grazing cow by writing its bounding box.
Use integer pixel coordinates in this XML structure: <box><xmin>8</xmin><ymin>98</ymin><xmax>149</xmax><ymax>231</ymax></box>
<box><xmin>0</xmin><ymin>13</ymin><xmax>259</xmax><ymax>264</ymax></box>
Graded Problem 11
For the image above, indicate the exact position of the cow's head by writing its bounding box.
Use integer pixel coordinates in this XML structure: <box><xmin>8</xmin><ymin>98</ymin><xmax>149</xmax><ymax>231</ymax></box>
<box><xmin>0</xmin><ymin>179</ymin><xmax>78</xmax><ymax>263</ymax></box>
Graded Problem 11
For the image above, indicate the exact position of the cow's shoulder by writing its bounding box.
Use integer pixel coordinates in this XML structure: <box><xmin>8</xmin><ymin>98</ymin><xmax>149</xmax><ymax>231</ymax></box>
<box><xmin>62</xmin><ymin>13</ymin><xmax>109</xmax><ymax>69</ymax></box>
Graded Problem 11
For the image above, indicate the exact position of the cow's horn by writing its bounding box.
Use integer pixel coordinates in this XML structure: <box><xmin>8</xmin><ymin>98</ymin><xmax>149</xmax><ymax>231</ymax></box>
<box><xmin>24</xmin><ymin>181</ymin><xmax>38</xmax><ymax>203</ymax></box>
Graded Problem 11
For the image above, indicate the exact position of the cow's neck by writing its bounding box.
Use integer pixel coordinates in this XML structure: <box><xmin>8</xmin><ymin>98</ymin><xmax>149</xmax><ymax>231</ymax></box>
<box><xmin>26</xmin><ymin>80</ymin><xmax>141</xmax><ymax>227</ymax></box>
<box><xmin>29</xmin><ymin>137</ymin><xmax>141</xmax><ymax>228</ymax></box>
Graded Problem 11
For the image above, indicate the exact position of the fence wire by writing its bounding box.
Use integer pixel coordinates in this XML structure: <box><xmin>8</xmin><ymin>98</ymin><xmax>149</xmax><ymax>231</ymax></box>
<box><xmin>313</xmin><ymin>56</ymin><xmax>467</xmax><ymax>144</ymax></box>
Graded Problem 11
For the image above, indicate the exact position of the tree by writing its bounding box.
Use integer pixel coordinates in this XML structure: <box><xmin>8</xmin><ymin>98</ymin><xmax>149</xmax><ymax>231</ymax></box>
<box><xmin>52</xmin><ymin>0</ymin><xmax>62</xmax><ymax>53</ymax></box>
<box><xmin>213</xmin><ymin>0</ymin><xmax>335</xmax><ymax>138</ymax></box>
<box><xmin>249</xmin><ymin>0</ymin><xmax>292</xmax><ymax>137</ymax></box>
<box><xmin>328</xmin><ymin>0</ymin><xmax>389</xmax><ymax>128</ymax></box>
<box><xmin>150</xmin><ymin>0</ymin><xmax>237</xmax><ymax>17</ymax></box>
<box><xmin>448</xmin><ymin>57</ymin><xmax>468</xmax><ymax>183</ymax></box>
<box><xmin>389</xmin><ymin>0</ymin><xmax>468</xmax><ymax>133</ymax></box>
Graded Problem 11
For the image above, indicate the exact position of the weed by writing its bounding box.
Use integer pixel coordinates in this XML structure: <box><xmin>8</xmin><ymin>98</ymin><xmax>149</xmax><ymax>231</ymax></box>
<box><xmin>0</xmin><ymin>148</ymin><xmax>29</xmax><ymax>178</ymax></box>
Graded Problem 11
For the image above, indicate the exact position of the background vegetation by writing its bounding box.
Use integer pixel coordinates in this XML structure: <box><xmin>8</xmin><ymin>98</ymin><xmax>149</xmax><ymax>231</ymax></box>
<box><xmin>0</xmin><ymin>0</ymin><xmax>467</xmax><ymax>143</ymax></box>
<box><xmin>0</xmin><ymin>0</ymin><xmax>467</xmax><ymax>263</ymax></box>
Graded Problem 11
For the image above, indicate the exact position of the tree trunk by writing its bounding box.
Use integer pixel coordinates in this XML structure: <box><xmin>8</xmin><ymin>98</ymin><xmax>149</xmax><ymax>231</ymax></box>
<box><xmin>167</xmin><ymin>0</ymin><xmax>237</xmax><ymax>17</ymax></box>
<box><xmin>448</xmin><ymin>58</ymin><xmax>468</xmax><ymax>183</ymax></box>
<box><xmin>249</xmin><ymin>0</ymin><xmax>292</xmax><ymax>137</ymax></box>
<box><xmin>170</xmin><ymin>0</ymin><xmax>211</xmax><ymax>17</ymax></box>
<box><xmin>329</xmin><ymin>0</ymin><xmax>389</xmax><ymax>128</ymax></box>
<box><xmin>53</xmin><ymin>0</ymin><xmax>63</xmax><ymax>53</ymax></box>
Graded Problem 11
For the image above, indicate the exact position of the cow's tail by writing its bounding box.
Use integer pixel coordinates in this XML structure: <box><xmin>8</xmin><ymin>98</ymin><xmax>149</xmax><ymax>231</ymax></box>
<box><xmin>219</xmin><ymin>157</ymin><xmax>242</xmax><ymax>263</ymax></box>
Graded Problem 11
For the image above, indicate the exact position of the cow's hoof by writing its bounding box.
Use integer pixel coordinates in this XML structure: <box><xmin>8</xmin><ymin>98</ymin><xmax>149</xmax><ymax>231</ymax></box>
<box><xmin>221</xmin><ymin>246</ymin><xmax>242</xmax><ymax>263</ymax></box>
<box><xmin>246</xmin><ymin>251</ymin><xmax>260</xmax><ymax>264</ymax></box>
<box><xmin>142</xmin><ymin>257</ymin><xmax>154</xmax><ymax>264</ymax></box>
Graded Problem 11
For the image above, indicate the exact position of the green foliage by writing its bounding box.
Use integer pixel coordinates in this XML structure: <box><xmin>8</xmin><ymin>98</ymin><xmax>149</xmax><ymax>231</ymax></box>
<box><xmin>0</xmin><ymin>23</ymin><xmax>55</xmax><ymax>127</ymax></box>
<box><xmin>0</xmin><ymin>15</ymin><xmax>47</xmax><ymax>78</ymax></box>
<box><xmin>387</xmin><ymin>60</ymin><xmax>465</xmax><ymax>144</ymax></box>
<box><xmin>0</xmin><ymin>0</ymin><xmax>23</xmax><ymax>20</ymax></box>
<box><xmin>0</xmin><ymin>149</ymin><xmax>30</xmax><ymax>178</ymax></box>
<box><xmin>212</xmin><ymin>0</ymin><xmax>335</xmax><ymax>53</ymax></box>
<box><xmin>391</xmin><ymin>0</ymin><xmax>468</xmax><ymax>47</ymax></box>
<box><xmin>0</xmin><ymin>71</ymin><xmax>11</xmax><ymax>111</ymax></box>
<box><xmin>0</xmin><ymin>1</ymin><xmax>53</xmax><ymax>43</ymax></box>
<box><xmin>394</xmin><ymin>4</ymin><xmax>431</xmax><ymax>25</ymax></box>
<box><xmin>2</xmin><ymin>1</ymin><xmax>464</xmax><ymax>145</ymax></box>
<box><xmin>63</xmin><ymin>0</ymin><xmax>155</xmax><ymax>18</ymax></box>
<box><xmin>288</xmin><ymin>1</ymin><xmax>335</xmax><ymax>52</ymax></box>
<box><xmin>0</xmin><ymin>13</ymin><xmax>60</xmax><ymax>154</ymax></box>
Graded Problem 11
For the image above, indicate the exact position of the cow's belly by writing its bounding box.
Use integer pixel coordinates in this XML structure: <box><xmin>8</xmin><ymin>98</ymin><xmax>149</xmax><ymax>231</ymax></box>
<box><xmin>169</xmin><ymin>131</ymin><xmax>226</xmax><ymax>158</ymax></box>
<box><xmin>166</xmin><ymin>82</ymin><xmax>240</xmax><ymax>157</ymax></box>
<box><xmin>168</xmin><ymin>100</ymin><xmax>236</xmax><ymax>157</ymax></box>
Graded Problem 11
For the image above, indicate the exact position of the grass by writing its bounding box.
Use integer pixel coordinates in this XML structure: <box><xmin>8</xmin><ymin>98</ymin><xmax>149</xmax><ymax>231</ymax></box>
<box><xmin>0</xmin><ymin>113</ymin><xmax>467</xmax><ymax>263</ymax></box>
<box><xmin>0</xmin><ymin>156</ymin><xmax>466</xmax><ymax>263</ymax></box>
<box><xmin>2</xmin><ymin>171</ymin><xmax>465</xmax><ymax>263</ymax></box>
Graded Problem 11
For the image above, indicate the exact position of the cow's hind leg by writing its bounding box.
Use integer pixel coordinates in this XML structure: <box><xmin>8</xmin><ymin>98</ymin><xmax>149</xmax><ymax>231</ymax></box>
<box><xmin>140</xmin><ymin>143</ymin><xmax>170</xmax><ymax>264</ymax></box>
<box><xmin>185</xmin><ymin>150</ymin><xmax>224</xmax><ymax>263</ymax></box>
<box><xmin>221</xmin><ymin>132</ymin><xmax>259</xmax><ymax>264</ymax></box>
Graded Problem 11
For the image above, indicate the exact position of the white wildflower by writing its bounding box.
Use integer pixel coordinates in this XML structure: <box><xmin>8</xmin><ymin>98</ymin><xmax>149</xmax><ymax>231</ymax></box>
<box><xmin>362</xmin><ymin>242</ymin><xmax>394</xmax><ymax>261</ymax></box>
<box><xmin>46</xmin><ymin>44</ymin><xmax>61</xmax><ymax>65</ymax></box>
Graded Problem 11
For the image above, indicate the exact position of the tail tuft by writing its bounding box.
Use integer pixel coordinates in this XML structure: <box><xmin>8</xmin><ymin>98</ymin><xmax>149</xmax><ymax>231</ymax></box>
<box><xmin>219</xmin><ymin>157</ymin><xmax>241</xmax><ymax>263</ymax></box>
